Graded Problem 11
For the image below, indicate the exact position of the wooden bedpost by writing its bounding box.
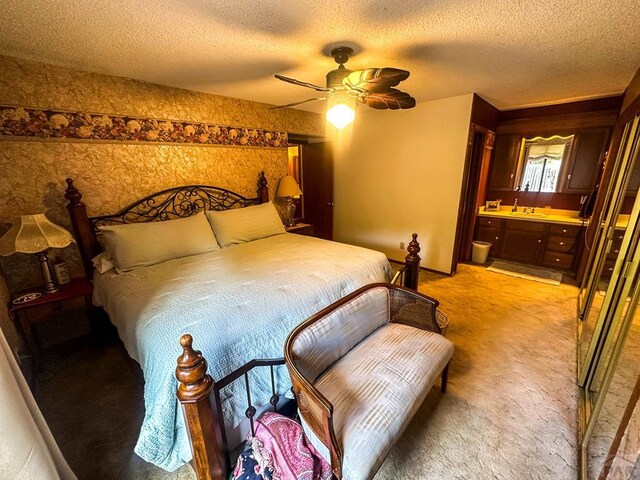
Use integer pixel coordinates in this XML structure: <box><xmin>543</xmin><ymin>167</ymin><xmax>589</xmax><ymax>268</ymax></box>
<box><xmin>403</xmin><ymin>233</ymin><xmax>421</xmax><ymax>291</ymax></box>
<box><xmin>257</xmin><ymin>171</ymin><xmax>269</xmax><ymax>203</ymax></box>
<box><xmin>176</xmin><ymin>334</ymin><xmax>226</xmax><ymax>480</ymax></box>
<box><xmin>65</xmin><ymin>178</ymin><xmax>100</xmax><ymax>279</ymax></box>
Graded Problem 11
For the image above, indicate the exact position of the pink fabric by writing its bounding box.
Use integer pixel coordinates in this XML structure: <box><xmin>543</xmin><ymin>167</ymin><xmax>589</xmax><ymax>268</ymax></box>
<box><xmin>250</xmin><ymin>412</ymin><xmax>333</xmax><ymax>480</ymax></box>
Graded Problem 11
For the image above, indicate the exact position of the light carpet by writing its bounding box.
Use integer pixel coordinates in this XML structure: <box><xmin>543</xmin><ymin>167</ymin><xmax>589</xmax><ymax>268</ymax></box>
<box><xmin>31</xmin><ymin>263</ymin><xmax>579</xmax><ymax>479</ymax></box>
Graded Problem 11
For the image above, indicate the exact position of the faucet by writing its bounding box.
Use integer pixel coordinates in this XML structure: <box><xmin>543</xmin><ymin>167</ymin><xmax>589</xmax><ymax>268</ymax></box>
<box><xmin>512</xmin><ymin>198</ymin><xmax>518</xmax><ymax>212</ymax></box>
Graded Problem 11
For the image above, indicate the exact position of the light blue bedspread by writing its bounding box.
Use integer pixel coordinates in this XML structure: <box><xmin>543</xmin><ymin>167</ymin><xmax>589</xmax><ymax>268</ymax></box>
<box><xmin>93</xmin><ymin>234</ymin><xmax>391</xmax><ymax>471</ymax></box>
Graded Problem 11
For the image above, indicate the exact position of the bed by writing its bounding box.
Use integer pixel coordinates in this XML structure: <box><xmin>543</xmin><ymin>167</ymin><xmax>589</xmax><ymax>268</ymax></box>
<box><xmin>63</xmin><ymin>172</ymin><xmax>422</xmax><ymax>472</ymax></box>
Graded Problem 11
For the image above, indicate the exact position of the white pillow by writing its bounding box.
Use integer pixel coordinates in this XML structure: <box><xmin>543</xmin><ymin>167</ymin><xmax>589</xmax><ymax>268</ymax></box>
<box><xmin>99</xmin><ymin>213</ymin><xmax>220</xmax><ymax>272</ymax></box>
<box><xmin>91</xmin><ymin>252</ymin><xmax>115</xmax><ymax>274</ymax></box>
<box><xmin>205</xmin><ymin>202</ymin><xmax>285</xmax><ymax>248</ymax></box>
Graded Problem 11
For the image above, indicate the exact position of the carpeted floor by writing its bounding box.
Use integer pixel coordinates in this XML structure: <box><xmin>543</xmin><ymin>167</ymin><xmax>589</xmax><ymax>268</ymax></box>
<box><xmin>32</xmin><ymin>263</ymin><xmax>580</xmax><ymax>479</ymax></box>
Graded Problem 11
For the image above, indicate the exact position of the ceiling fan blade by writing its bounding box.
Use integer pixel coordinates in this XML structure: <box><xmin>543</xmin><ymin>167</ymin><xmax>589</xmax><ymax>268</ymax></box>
<box><xmin>343</xmin><ymin>68</ymin><xmax>411</xmax><ymax>94</ymax></box>
<box><xmin>364</xmin><ymin>89</ymin><xmax>416</xmax><ymax>110</ymax></box>
<box><xmin>274</xmin><ymin>74</ymin><xmax>333</xmax><ymax>92</ymax></box>
<box><xmin>269</xmin><ymin>96</ymin><xmax>328</xmax><ymax>109</ymax></box>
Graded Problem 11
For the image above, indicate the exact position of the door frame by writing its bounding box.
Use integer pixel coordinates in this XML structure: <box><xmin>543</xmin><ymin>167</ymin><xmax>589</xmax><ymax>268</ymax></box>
<box><xmin>451</xmin><ymin>124</ymin><xmax>496</xmax><ymax>271</ymax></box>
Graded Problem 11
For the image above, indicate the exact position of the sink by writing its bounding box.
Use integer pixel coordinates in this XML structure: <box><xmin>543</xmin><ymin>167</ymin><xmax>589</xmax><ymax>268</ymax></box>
<box><xmin>509</xmin><ymin>212</ymin><xmax>548</xmax><ymax>218</ymax></box>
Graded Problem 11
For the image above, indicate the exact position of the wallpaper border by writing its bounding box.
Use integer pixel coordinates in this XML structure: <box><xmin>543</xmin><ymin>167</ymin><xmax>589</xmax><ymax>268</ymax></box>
<box><xmin>0</xmin><ymin>105</ymin><xmax>289</xmax><ymax>148</ymax></box>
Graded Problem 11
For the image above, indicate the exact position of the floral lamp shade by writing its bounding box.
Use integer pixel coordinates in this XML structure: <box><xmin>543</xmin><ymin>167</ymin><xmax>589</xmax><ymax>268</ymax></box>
<box><xmin>0</xmin><ymin>214</ymin><xmax>74</xmax><ymax>256</ymax></box>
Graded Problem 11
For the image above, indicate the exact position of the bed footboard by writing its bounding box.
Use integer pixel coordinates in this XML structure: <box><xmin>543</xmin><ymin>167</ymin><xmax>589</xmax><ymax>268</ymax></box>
<box><xmin>393</xmin><ymin>233</ymin><xmax>421</xmax><ymax>290</ymax></box>
<box><xmin>176</xmin><ymin>335</ymin><xmax>288</xmax><ymax>480</ymax></box>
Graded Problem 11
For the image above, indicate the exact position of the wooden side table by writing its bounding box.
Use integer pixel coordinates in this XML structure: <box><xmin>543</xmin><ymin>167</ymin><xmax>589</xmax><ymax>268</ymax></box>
<box><xmin>285</xmin><ymin>223</ymin><xmax>315</xmax><ymax>237</ymax></box>
<box><xmin>7</xmin><ymin>277</ymin><xmax>92</xmax><ymax>371</ymax></box>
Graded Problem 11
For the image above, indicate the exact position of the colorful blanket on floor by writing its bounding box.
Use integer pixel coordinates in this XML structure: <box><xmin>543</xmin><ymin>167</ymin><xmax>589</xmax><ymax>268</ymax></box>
<box><xmin>233</xmin><ymin>413</ymin><xmax>332</xmax><ymax>480</ymax></box>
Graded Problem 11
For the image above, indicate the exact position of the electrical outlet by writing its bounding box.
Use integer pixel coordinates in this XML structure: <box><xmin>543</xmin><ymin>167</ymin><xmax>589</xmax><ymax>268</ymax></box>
<box><xmin>400</xmin><ymin>241</ymin><xmax>405</xmax><ymax>250</ymax></box>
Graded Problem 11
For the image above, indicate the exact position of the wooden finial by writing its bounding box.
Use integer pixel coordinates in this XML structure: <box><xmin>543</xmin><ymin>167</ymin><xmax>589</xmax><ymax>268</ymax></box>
<box><xmin>176</xmin><ymin>334</ymin><xmax>213</xmax><ymax>403</ymax></box>
<box><xmin>257</xmin><ymin>171</ymin><xmax>269</xmax><ymax>203</ymax></box>
<box><xmin>403</xmin><ymin>233</ymin><xmax>421</xmax><ymax>291</ymax></box>
<box><xmin>64</xmin><ymin>178</ymin><xmax>83</xmax><ymax>205</ymax></box>
<box><xmin>406</xmin><ymin>233</ymin><xmax>421</xmax><ymax>262</ymax></box>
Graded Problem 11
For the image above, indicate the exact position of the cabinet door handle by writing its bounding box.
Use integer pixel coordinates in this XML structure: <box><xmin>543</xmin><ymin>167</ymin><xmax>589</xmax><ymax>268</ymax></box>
<box><xmin>567</xmin><ymin>174</ymin><xmax>572</xmax><ymax>180</ymax></box>
<box><xmin>495</xmin><ymin>236</ymin><xmax>499</xmax><ymax>240</ymax></box>
<box><xmin>538</xmin><ymin>239</ymin><xmax>542</xmax><ymax>243</ymax></box>
<box><xmin>510</xmin><ymin>173</ymin><xmax>514</xmax><ymax>178</ymax></box>
<box><xmin>487</xmin><ymin>220</ymin><xmax>492</xmax><ymax>224</ymax></box>
<box><xmin>614</xmin><ymin>249</ymin><xmax>619</xmax><ymax>253</ymax></box>
<box><xmin>562</xmin><ymin>229</ymin><xmax>567</xmax><ymax>233</ymax></box>
<box><xmin>556</xmin><ymin>258</ymin><xmax>560</xmax><ymax>262</ymax></box>
<box><xmin>560</xmin><ymin>241</ymin><xmax>565</xmax><ymax>245</ymax></box>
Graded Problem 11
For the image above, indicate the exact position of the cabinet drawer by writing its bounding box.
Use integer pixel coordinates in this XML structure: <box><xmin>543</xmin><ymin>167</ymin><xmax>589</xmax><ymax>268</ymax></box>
<box><xmin>610</xmin><ymin>231</ymin><xmax>626</xmax><ymax>248</ymax></box>
<box><xmin>546</xmin><ymin>236</ymin><xmax>575</xmax><ymax>254</ymax></box>
<box><xmin>478</xmin><ymin>217</ymin><xmax>504</xmax><ymax>228</ymax></box>
<box><xmin>549</xmin><ymin>224</ymin><xmax>581</xmax><ymax>237</ymax></box>
<box><xmin>505</xmin><ymin>219</ymin><xmax>546</xmax><ymax>232</ymax></box>
<box><xmin>607</xmin><ymin>244</ymin><xmax>622</xmax><ymax>260</ymax></box>
<box><xmin>542</xmin><ymin>252</ymin><xmax>575</xmax><ymax>270</ymax></box>
<box><xmin>602</xmin><ymin>260</ymin><xmax>617</xmax><ymax>277</ymax></box>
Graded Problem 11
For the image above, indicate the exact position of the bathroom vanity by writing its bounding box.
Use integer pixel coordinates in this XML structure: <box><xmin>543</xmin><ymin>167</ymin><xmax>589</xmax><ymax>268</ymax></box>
<box><xmin>476</xmin><ymin>209</ymin><xmax>587</xmax><ymax>273</ymax></box>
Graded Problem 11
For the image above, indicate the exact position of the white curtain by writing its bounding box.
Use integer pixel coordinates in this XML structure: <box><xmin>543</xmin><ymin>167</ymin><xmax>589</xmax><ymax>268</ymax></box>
<box><xmin>0</xmin><ymin>327</ymin><xmax>77</xmax><ymax>479</ymax></box>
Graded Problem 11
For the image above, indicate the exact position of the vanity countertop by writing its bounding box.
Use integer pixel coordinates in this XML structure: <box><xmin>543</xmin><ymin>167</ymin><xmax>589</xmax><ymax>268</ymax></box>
<box><xmin>478</xmin><ymin>207</ymin><xmax>588</xmax><ymax>226</ymax></box>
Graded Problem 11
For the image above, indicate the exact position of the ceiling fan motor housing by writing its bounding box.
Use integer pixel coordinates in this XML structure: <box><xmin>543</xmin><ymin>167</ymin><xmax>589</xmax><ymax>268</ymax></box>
<box><xmin>326</xmin><ymin>46</ymin><xmax>354</xmax><ymax>89</ymax></box>
<box><xmin>326</xmin><ymin>65</ymin><xmax>352</xmax><ymax>89</ymax></box>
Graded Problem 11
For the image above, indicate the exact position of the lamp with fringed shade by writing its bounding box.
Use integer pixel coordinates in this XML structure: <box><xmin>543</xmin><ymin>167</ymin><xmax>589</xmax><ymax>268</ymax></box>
<box><xmin>0</xmin><ymin>214</ymin><xmax>74</xmax><ymax>294</ymax></box>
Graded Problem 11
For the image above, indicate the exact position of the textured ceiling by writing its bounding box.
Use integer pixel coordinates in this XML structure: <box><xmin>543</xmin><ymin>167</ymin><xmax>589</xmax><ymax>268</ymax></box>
<box><xmin>1</xmin><ymin>0</ymin><xmax>639</xmax><ymax>111</ymax></box>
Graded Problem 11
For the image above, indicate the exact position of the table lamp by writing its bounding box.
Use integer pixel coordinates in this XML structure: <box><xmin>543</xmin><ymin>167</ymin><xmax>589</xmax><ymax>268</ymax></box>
<box><xmin>0</xmin><ymin>214</ymin><xmax>75</xmax><ymax>294</ymax></box>
<box><xmin>276</xmin><ymin>175</ymin><xmax>303</xmax><ymax>227</ymax></box>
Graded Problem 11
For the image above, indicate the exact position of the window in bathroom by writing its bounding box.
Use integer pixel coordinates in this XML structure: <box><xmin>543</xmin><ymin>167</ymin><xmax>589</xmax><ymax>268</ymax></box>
<box><xmin>517</xmin><ymin>135</ymin><xmax>574</xmax><ymax>192</ymax></box>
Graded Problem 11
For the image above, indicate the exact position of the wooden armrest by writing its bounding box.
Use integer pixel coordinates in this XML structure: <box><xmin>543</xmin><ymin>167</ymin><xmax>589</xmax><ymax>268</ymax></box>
<box><xmin>285</xmin><ymin>330</ymin><xmax>343</xmax><ymax>478</ymax></box>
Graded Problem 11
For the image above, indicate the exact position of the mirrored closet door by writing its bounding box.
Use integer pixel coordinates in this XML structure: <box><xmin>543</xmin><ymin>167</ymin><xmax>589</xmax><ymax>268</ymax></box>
<box><xmin>578</xmin><ymin>114</ymin><xmax>640</xmax><ymax>479</ymax></box>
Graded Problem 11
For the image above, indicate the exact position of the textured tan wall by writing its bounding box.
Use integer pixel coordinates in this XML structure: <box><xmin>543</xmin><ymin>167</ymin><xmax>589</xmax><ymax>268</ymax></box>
<box><xmin>0</xmin><ymin>55</ymin><xmax>324</xmax><ymax>291</ymax></box>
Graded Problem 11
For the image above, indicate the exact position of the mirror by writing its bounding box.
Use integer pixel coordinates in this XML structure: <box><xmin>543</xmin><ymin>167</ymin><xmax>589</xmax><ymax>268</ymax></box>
<box><xmin>516</xmin><ymin>135</ymin><xmax>574</xmax><ymax>192</ymax></box>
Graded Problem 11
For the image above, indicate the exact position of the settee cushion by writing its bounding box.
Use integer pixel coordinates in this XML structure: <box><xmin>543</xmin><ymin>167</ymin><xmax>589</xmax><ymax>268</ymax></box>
<box><xmin>290</xmin><ymin>286</ymin><xmax>390</xmax><ymax>382</ymax></box>
<box><xmin>303</xmin><ymin>323</ymin><xmax>454</xmax><ymax>480</ymax></box>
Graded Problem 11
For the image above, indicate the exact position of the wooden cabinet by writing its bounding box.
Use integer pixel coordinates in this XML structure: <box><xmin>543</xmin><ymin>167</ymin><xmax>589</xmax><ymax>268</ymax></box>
<box><xmin>474</xmin><ymin>217</ymin><xmax>584</xmax><ymax>272</ymax></box>
<box><xmin>560</xmin><ymin>128</ymin><xmax>610</xmax><ymax>193</ymax></box>
<box><xmin>476</xmin><ymin>217</ymin><xmax>503</xmax><ymax>257</ymax></box>
<box><xmin>487</xmin><ymin>128</ymin><xmax>611</xmax><ymax>195</ymax></box>
<box><xmin>488</xmin><ymin>134</ymin><xmax>522</xmax><ymax>191</ymax></box>
<box><xmin>602</xmin><ymin>230</ymin><xmax>626</xmax><ymax>278</ymax></box>
<box><xmin>499</xmin><ymin>221</ymin><xmax>545</xmax><ymax>264</ymax></box>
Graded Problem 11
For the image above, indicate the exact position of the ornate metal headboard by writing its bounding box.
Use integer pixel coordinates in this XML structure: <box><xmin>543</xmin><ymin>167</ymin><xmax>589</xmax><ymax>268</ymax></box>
<box><xmin>65</xmin><ymin>171</ymin><xmax>270</xmax><ymax>278</ymax></box>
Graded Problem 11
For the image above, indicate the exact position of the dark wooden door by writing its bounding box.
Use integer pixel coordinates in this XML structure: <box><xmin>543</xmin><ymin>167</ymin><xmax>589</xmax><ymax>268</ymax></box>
<box><xmin>488</xmin><ymin>134</ymin><xmax>522</xmax><ymax>191</ymax></box>
<box><xmin>500</xmin><ymin>223</ymin><xmax>545</xmax><ymax>264</ymax></box>
<box><xmin>475</xmin><ymin>226</ymin><xmax>502</xmax><ymax>257</ymax></box>
<box><xmin>302</xmin><ymin>142</ymin><xmax>334</xmax><ymax>240</ymax></box>
<box><xmin>561</xmin><ymin>127</ymin><xmax>610</xmax><ymax>193</ymax></box>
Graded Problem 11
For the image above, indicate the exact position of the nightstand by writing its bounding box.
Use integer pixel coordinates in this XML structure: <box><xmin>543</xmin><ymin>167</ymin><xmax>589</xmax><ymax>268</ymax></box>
<box><xmin>285</xmin><ymin>223</ymin><xmax>315</xmax><ymax>236</ymax></box>
<box><xmin>7</xmin><ymin>277</ymin><xmax>92</xmax><ymax>371</ymax></box>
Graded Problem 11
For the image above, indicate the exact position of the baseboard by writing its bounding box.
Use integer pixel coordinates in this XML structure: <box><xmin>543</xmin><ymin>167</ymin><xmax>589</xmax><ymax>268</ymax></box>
<box><xmin>387</xmin><ymin>259</ymin><xmax>452</xmax><ymax>277</ymax></box>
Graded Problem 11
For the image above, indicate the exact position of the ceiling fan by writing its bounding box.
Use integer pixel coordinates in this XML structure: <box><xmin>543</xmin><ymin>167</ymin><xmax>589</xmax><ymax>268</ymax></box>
<box><xmin>272</xmin><ymin>46</ymin><xmax>416</xmax><ymax>129</ymax></box>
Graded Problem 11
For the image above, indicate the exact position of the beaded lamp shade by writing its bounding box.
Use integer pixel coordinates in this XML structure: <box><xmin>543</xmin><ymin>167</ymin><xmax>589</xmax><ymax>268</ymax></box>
<box><xmin>0</xmin><ymin>214</ymin><xmax>74</xmax><ymax>294</ymax></box>
<box><xmin>0</xmin><ymin>214</ymin><xmax>74</xmax><ymax>255</ymax></box>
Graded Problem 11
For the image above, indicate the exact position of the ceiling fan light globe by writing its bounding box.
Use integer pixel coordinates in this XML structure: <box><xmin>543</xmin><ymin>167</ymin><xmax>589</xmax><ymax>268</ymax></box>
<box><xmin>326</xmin><ymin>103</ymin><xmax>355</xmax><ymax>129</ymax></box>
